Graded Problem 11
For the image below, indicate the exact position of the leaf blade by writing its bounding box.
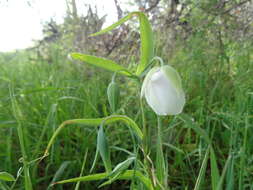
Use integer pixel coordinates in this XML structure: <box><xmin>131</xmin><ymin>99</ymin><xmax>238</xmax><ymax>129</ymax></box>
<box><xmin>210</xmin><ymin>147</ymin><xmax>220</xmax><ymax>190</ymax></box>
<box><xmin>136</xmin><ymin>12</ymin><xmax>154</xmax><ymax>75</ymax></box>
<box><xmin>97</xmin><ymin>126</ymin><xmax>111</xmax><ymax>172</ymax></box>
<box><xmin>89</xmin><ymin>13</ymin><xmax>134</xmax><ymax>37</ymax></box>
<box><xmin>43</xmin><ymin>115</ymin><xmax>143</xmax><ymax>157</ymax></box>
<box><xmin>193</xmin><ymin>146</ymin><xmax>210</xmax><ymax>190</ymax></box>
<box><xmin>0</xmin><ymin>172</ymin><xmax>15</xmax><ymax>182</ymax></box>
<box><xmin>70</xmin><ymin>53</ymin><xmax>133</xmax><ymax>77</ymax></box>
<box><xmin>54</xmin><ymin>170</ymin><xmax>153</xmax><ymax>190</ymax></box>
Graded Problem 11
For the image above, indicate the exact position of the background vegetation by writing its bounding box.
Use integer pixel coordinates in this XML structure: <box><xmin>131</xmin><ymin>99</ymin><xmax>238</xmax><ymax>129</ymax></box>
<box><xmin>0</xmin><ymin>0</ymin><xmax>253</xmax><ymax>189</ymax></box>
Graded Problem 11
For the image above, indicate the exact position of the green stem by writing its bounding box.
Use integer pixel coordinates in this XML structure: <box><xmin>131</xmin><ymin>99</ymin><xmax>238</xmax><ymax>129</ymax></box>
<box><xmin>156</xmin><ymin>115</ymin><xmax>166</xmax><ymax>189</ymax></box>
<box><xmin>138</xmin><ymin>82</ymin><xmax>155</xmax><ymax>188</ymax></box>
<box><xmin>140</xmin><ymin>98</ymin><xmax>147</xmax><ymax>150</ymax></box>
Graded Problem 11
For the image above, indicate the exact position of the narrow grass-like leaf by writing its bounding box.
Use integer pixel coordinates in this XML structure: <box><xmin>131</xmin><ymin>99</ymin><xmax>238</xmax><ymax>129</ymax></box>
<box><xmin>0</xmin><ymin>182</ymin><xmax>10</xmax><ymax>190</ymax></box>
<box><xmin>70</xmin><ymin>53</ymin><xmax>133</xmax><ymax>77</ymax></box>
<box><xmin>54</xmin><ymin>170</ymin><xmax>153</xmax><ymax>190</ymax></box>
<box><xmin>111</xmin><ymin>146</ymin><xmax>135</xmax><ymax>156</ymax></box>
<box><xmin>75</xmin><ymin>149</ymin><xmax>88</xmax><ymax>190</ymax></box>
<box><xmin>99</xmin><ymin>156</ymin><xmax>135</xmax><ymax>187</ymax></box>
<box><xmin>97</xmin><ymin>126</ymin><xmax>111</xmax><ymax>172</ymax></box>
<box><xmin>47</xmin><ymin>161</ymin><xmax>72</xmax><ymax>189</ymax></box>
<box><xmin>210</xmin><ymin>147</ymin><xmax>220</xmax><ymax>190</ymax></box>
<box><xmin>179</xmin><ymin>114</ymin><xmax>211</xmax><ymax>144</ymax></box>
<box><xmin>226</xmin><ymin>155</ymin><xmax>234</xmax><ymax>190</ymax></box>
<box><xmin>163</xmin><ymin>143</ymin><xmax>184</xmax><ymax>154</ymax></box>
<box><xmin>89</xmin><ymin>147</ymin><xmax>99</xmax><ymax>173</ymax></box>
<box><xmin>21</xmin><ymin>87</ymin><xmax>68</xmax><ymax>94</ymax></box>
<box><xmin>193</xmin><ymin>146</ymin><xmax>210</xmax><ymax>190</ymax></box>
<box><xmin>0</xmin><ymin>172</ymin><xmax>15</xmax><ymax>182</ymax></box>
<box><xmin>217</xmin><ymin>155</ymin><xmax>231</xmax><ymax>190</ymax></box>
<box><xmin>33</xmin><ymin>104</ymin><xmax>57</xmax><ymax>159</ymax></box>
<box><xmin>239</xmin><ymin>117</ymin><xmax>249</xmax><ymax>190</ymax></box>
<box><xmin>89</xmin><ymin>13</ymin><xmax>134</xmax><ymax>37</ymax></box>
<box><xmin>57</xmin><ymin>96</ymin><xmax>85</xmax><ymax>102</ymax></box>
<box><xmin>9</xmin><ymin>87</ymin><xmax>33</xmax><ymax>190</ymax></box>
<box><xmin>43</xmin><ymin>115</ymin><xmax>143</xmax><ymax>157</ymax></box>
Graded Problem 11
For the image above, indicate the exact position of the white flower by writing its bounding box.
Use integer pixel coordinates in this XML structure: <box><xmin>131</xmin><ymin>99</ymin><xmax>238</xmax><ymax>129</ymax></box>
<box><xmin>141</xmin><ymin>65</ymin><xmax>185</xmax><ymax>115</ymax></box>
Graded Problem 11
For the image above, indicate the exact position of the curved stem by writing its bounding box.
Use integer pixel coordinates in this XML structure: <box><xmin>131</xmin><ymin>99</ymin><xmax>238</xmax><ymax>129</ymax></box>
<box><xmin>150</xmin><ymin>56</ymin><xmax>164</xmax><ymax>67</ymax></box>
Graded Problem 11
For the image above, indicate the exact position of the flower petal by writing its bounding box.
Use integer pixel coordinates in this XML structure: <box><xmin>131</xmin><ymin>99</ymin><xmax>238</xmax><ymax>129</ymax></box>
<box><xmin>142</xmin><ymin>65</ymin><xmax>185</xmax><ymax>116</ymax></box>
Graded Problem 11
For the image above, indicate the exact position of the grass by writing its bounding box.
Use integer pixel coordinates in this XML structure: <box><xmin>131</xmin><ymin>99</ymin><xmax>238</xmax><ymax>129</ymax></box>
<box><xmin>0</xmin><ymin>38</ymin><xmax>252</xmax><ymax>189</ymax></box>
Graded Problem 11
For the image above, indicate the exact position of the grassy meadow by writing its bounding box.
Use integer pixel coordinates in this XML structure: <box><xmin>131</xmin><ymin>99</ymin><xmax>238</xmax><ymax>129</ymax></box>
<box><xmin>1</xmin><ymin>12</ymin><xmax>253</xmax><ymax>190</ymax></box>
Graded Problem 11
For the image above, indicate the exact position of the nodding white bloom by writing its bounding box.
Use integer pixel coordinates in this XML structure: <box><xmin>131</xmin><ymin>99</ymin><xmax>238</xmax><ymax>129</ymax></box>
<box><xmin>141</xmin><ymin>65</ymin><xmax>185</xmax><ymax>116</ymax></box>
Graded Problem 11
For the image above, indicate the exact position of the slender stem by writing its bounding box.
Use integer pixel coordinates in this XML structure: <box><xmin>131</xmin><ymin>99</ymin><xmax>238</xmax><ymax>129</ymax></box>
<box><xmin>140</xmin><ymin>98</ymin><xmax>147</xmax><ymax>151</ymax></box>
<box><xmin>156</xmin><ymin>115</ymin><xmax>165</xmax><ymax>189</ymax></box>
<box><xmin>75</xmin><ymin>149</ymin><xmax>89</xmax><ymax>190</ymax></box>
<box><xmin>138</xmin><ymin>82</ymin><xmax>155</xmax><ymax>188</ymax></box>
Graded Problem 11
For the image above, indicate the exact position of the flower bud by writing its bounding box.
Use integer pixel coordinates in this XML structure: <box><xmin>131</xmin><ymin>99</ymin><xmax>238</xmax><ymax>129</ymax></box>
<box><xmin>107</xmin><ymin>80</ymin><xmax>120</xmax><ymax>113</ymax></box>
<box><xmin>141</xmin><ymin>65</ymin><xmax>185</xmax><ymax>115</ymax></box>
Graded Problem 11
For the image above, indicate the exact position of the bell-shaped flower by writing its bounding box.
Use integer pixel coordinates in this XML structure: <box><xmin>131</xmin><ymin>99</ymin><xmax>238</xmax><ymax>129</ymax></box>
<box><xmin>141</xmin><ymin>65</ymin><xmax>185</xmax><ymax>115</ymax></box>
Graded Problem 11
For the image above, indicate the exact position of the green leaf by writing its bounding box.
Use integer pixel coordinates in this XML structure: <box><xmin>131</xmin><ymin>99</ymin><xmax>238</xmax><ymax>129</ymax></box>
<box><xmin>179</xmin><ymin>114</ymin><xmax>211</xmax><ymax>144</ymax></box>
<box><xmin>193</xmin><ymin>146</ymin><xmax>210</xmax><ymax>190</ymax></box>
<box><xmin>47</xmin><ymin>161</ymin><xmax>72</xmax><ymax>189</ymax></box>
<box><xmin>99</xmin><ymin>157</ymin><xmax>135</xmax><ymax>187</ymax></box>
<box><xmin>210</xmin><ymin>147</ymin><xmax>220</xmax><ymax>190</ymax></box>
<box><xmin>54</xmin><ymin>170</ymin><xmax>153</xmax><ymax>190</ymax></box>
<box><xmin>89</xmin><ymin>13</ymin><xmax>134</xmax><ymax>37</ymax></box>
<box><xmin>0</xmin><ymin>172</ymin><xmax>15</xmax><ymax>182</ymax></box>
<box><xmin>135</xmin><ymin>12</ymin><xmax>154</xmax><ymax>75</ymax></box>
<box><xmin>97</xmin><ymin>126</ymin><xmax>111</xmax><ymax>172</ymax></box>
<box><xmin>217</xmin><ymin>155</ymin><xmax>232</xmax><ymax>190</ymax></box>
<box><xmin>70</xmin><ymin>53</ymin><xmax>133</xmax><ymax>77</ymax></box>
<box><xmin>89</xmin><ymin>147</ymin><xmax>99</xmax><ymax>173</ymax></box>
<box><xmin>226</xmin><ymin>155</ymin><xmax>234</xmax><ymax>190</ymax></box>
<box><xmin>43</xmin><ymin>115</ymin><xmax>143</xmax><ymax>157</ymax></box>
<box><xmin>88</xmin><ymin>11</ymin><xmax>154</xmax><ymax>76</ymax></box>
<box><xmin>107</xmin><ymin>81</ymin><xmax>120</xmax><ymax>113</ymax></box>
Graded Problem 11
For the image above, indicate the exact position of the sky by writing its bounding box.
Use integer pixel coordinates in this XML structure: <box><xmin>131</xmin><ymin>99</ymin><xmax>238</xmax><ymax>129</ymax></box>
<box><xmin>0</xmin><ymin>0</ymin><xmax>128</xmax><ymax>52</ymax></box>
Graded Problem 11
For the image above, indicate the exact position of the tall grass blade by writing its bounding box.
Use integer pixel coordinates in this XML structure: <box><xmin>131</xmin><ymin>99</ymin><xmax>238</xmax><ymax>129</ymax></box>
<box><xmin>193</xmin><ymin>145</ymin><xmax>210</xmax><ymax>190</ymax></box>
<box><xmin>210</xmin><ymin>147</ymin><xmax>220</xmax><ymax>190</ymax></box>
<box><xmin>217</xmin><ymin>155</ymin><xmax>231</xmax><ymax>190</ymax></box>
<box><xmin>99</xmin><ymin>156</ymin><xmax>135</xmax><ymax>187</ymax></box>
<box><xmin>75</xmin><ymin>149</ymin><xmax>88</xmax><ymax>190</ymax></box>
<box><xmin>47</xmin><ymin>161</ymin><xmax>72</xmax><ymax>189</ymax></box>
<box><xmin>9</xmin><ymin>87</ymin><xmax>33</xmax><ymax>190</ymax></box>
<box><xmin>225</xmin><ymin>155</ymin><xmax>234</xmax><ymax>190</ymax></box>
<box><xmin>179</xmin><ymin>114</ymin><xmax>211</xmax><ymax>144</ymax></box>
<box><xmin>54</xmin><ymin>170</ymin><xmax>153</xmax><ymax>190</ymax></box>
<box><xmin>238</xmin><ymin>116</ymin><xmax>249</xmax><ymax>190</ymax></box>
